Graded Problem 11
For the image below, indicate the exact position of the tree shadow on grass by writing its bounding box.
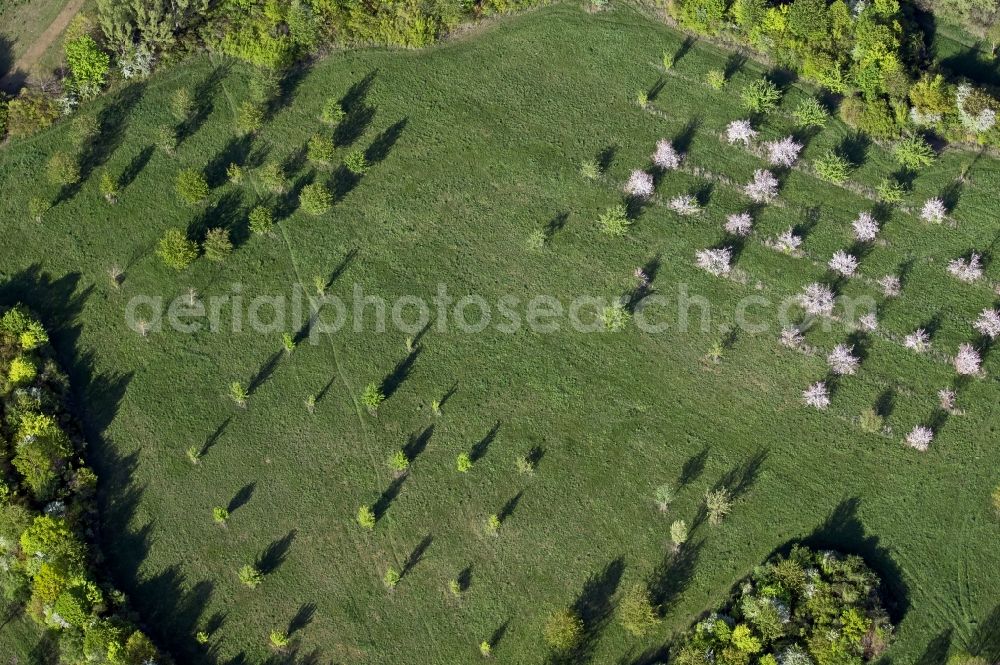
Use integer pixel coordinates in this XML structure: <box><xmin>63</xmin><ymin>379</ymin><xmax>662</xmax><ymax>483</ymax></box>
<box><xmin>915</xmin><ymin>630</ymin><xmax>952</xmax><ymax>665</ymax></box>
<box><xmin>549</xmin><ymin>558</ymin><xmax>625</xmax><ymax>665</ymax></box>
<box><xmin>678</xmin><ymin>445</ymin><xmax>709</xmax><ymax>488</ymax></box>
<box><xmin>373</xmin><ymin>475</ymin><xmax>406</xmax><ymax>521</ymax></box>
<box><xmin>189</xmin><ymin>190</ymin><xmax>247</xmax><ymax>246</ymax></box>
<box><xmin>248</xmin><ymin>350</ymin><xmax>283</xmax><ymax>395</ymax></box>
<box><xmin>119</xmin><ymin>145</ymin><xmax>155</xmax><ymax>191</ymax></box>
<box><xmin>597</xmin><ymin>144</ymin><xmax>617</xmax><ymax>173</ymax></box>
<box><xmin>970</xmin><ymin>603</ymin><xmax>1000</xmax><ymax>661</ymax></box>
<box><xmin>673</xmin><ymin>117</ymin><xmax>700</xmax><ymax>154</ymax></box>
<box><xmin>381</xmin><ymin>347</ymin><xmax>420</xmax><ymax>400</ymax></box>
<box><xmin>257</xmin><ymin>531</ymin><xmax>296</xmax><ymax>575</ymax></box>
<box><xmin>206</xmin><ymin>134</ymin><xmax>258</xmax><ymax>188</ymax></box>
<box><xmin>334</xmin><ymin>71</ymin><xmax>377</xmax><ymax>147</ymax></box>
<box><xmin>227</xmin><ymin>482</ymin><xmax>255</xmax><ymax>513</ymax></box>
<box><xmin>617</xmin><ymin>645</ymin><xmax>671</xmax><ymax>665</ymax></box>
<box><xmin>802</xmin><ymin>497</ymin><xmax>910</xmax><ymax>623</ymax></box>
<box><xmin>648</xmin><ymin>539</ymin><xmax>701</xmax><ymax>613</ymax></box>
<box><xmin>470</xmin><ymin>420</ymin><xmax>500</xmax><ymax>462</ymax></box>
<box><xmin>403</xmin><ymin>425</ymin><xmax>434</xmax><ymax>463</ymax></box>
<box><xmin>401</xmin><ymin>534</ymin><xmax>433</xmax><ymax>577</ymax></box>
<box><xmin>498</xmin><ymin>491</ymin><xmax>523</xmax><ymax>524</ymax></box>
<box><xmin>287</xmin><ymin>602</ymin><xmax>316</xmax><ymax>636</ymax></box>
<box><xmin>178</xmin><ymin>66</ymin><xmax>228</xmax><ymax>145</ymax></box>
<box><xmin>365</xmin><ymin>118</ymin><xmax>408</xmax><ymax>165</ymax></box>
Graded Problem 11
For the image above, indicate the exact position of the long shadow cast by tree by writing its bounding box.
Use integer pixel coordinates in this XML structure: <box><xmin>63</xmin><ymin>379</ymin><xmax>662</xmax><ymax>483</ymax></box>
<box><xmin>970</xmin><ymin>603</ymin><xmax>1000</xmax><ymax>661</ymax></box>
<box><xmin>179</xmin><ymin>66</ymin><xmax>228</xmax><ymax>144</ymax></box>
<box><xmin>678</xmin><ymin>445</ymin><xmax>709</xmax><ymax>488</ymax></box>
<box><xmin>227</xmin><ymin>482</ymin><xmax>256</xmax><ymax>513</ymax></box>
<box><xmin>288</xmin><ymin>602</ymin><xmax>317</xmax><ymax>636</ymax></box>
<box><xmin>597</xmin><ymin>144</ymin><xmax>617</xmax><ymax>173</ymax></box>
<box><xmin>617</xmin><ymin>645</ymin><xmax>671</xmax><ymax>665</ymax></box>
<box><xmin>206</xmin><ymin>134</ymin><xmax>259</xmax><ymax>188</ymax></box>
<box><xmin>457</xmin><ymin>565</ymin><xmax>473</xmax><ymax>591</ymax></box>
<box><xmin>325</xmin><ymin>248</ymin><xmax>358</xmax><ymax>288</ymax></box>
<box><xmin>119</xmin><ymin>145</ymin><xmax>155</xmax><ymax>191</ymax></box>
<box><xmin>802</xmin><ymin>497</ymin><xmax>910</xmax><ymax>623</ymax></box>
<box><xmin>403</xmin><ymin>424</ymin><xmax>434</xmax><ymax>463</ymax></box>
<box><xmin>648</xmin><ymin>539</ymin><xmax>701</xmax><ymax>614</ymax></box>
<box><xmin>498</xmin><ymin>491</ymin><xmax>523</xmax><ymax>524</ymax></box>
<box><xmin>549</xmin><ymin>558</ymin><xmax>625</xmax><ymax>664</ymax></box>
<box><xmin>334</xmin><ymin>71</ymin><xmax>378</xmax><ymax>147</ymax></box>
<box><xmin>488</xmin><ymin>620</ymin><xmax>510</xmax><ymax>652</ymax></box>
<box><xmin>271</xmin><ymin>59</ymin><xmax>314</xmax><ymax>117</ymax></box>
<box><xmin>189</xmin><ymin>190</ymin><xmax>246</xmax><ymax>246</ymax></box>
<box><xmin>401</xmin><ymin>534</ymin><xmax>433</xmax><ymax>577</ymax></box>
<box><xmin>257</xmin><ymin>530</ymin><xmax>297</xmax><ymax>575</ymax></box>
<box><xmin>470</xmin><ymin>420</ymin><xmax>501</xmax><ymax>462</ymax></box>
<box><xmin>916</xmin><ymin>630</ymin><xmax>952</xmax><ymax>665</ymax></box>
<box><xmin>0</xmin><ymin>35</ymin><xmax>26</xmax><ymax>93</ymax></box>
<box><xmin>373</xmin><ymin>475</ymin><xmax>407</xmax><ymax>521</ymax></box>
<box><xmin>365</xmin><ymin>118</ymin><xmax>408</xmax><ymax>165</ymax></box>
<box><xmin>248</xmin><ymin>350</ymin><xmax>283</xmax><ymax>395</ymax></box>
<box><xmin>381</xmin><ymin>348</ymin><xmax>420</xmax><ymax>400</ymax></box>
<box><xmin>673</xmin><ymin>117</ymin><xmax>701</xmax><ymax>154</ymax></box>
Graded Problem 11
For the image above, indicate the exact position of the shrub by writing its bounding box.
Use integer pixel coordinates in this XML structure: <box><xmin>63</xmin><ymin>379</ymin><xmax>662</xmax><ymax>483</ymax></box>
<box><xmin>456</xmin><ymin>452</ymin><xmax>472</xmax><ymax>473</ymax></box>
<box><xmin>741</xmin><ymin>79</ymin><xmax>782</xmax><ymax>114</ymax></box>
<box><xmin>5</xmin><ymin>90</ymin><xmax>60</xmax><ymax>138</ymax></box>
<box><xmin>320</xmin><ymin>99</ymin><xmax>345</xmax><ymax>125</ymax></box>
<box><xmin>597</xmin><ymin>205</ymin><xmax>630</xmax><ymax>236</ymax></box>
<box><xmin>388</xmin><ymin>450</ymin><xmax>409</xmax><ymax>473</ymax></box>
<box><xmin>813</xmin><ymin>151</ymin><xmax>852</xmax><ymax>183</ymax></box>
<box><xmin>269</xmin><ymin>630</ymin><xmax>289</xmax><ymax>648</ymax></box>
<box><xmin>28</xmin><ymin>197</ymin><xmax>51</xmax><ymax>223</ymax></box>
<box><xmin>618</xmin><ymin>585</ymin><xmax>659</xmax><ymax>636</ymax></box>
<box><xmin>299</xmin><ymin>183</ymin><xmax>333</xmax><ymax>215</ymax></box>
<box><xmin>601</xmin><ymin>302</ymin><xmax>630</xmax><ymax>331</ymax></box>
<box><xmin>676</xmin><ymin>0</ymin><xmax>727</xmax><ymax>35</ymax></box>
<box><xmin>307</xmin><ymin>134</ymin><xmax>336</xmax><ymax>165</ymax></box>
<box><xmin>227</xmin><ymin>163</ymin><xmax>245</xmax><ymax>184</ymax></box>
<box><xmin>64</xmin><ymin>35</ymin><xmax>110</xmax><ymax>99</ymax></box>
<box><xmin>157</xmin><ymin>124</ymin><xmax>178</xmax><ymax>154</ymax></box>
<box><xmin>47</xmin><ymin>152</ymin><xmax>80</xmax><ymax>186</ymax></box>
<box><xmin>258</xmin><ymin>163</ymin><xmax>288</xmax><ymax>194</ymax></box>
<box><xmin>156</xmin><ymin>229</ymin><xmax>198</xmax><ymax>270</ymax></box>
<box><xmin>236</xmin><ymin>101</ymin><xmax>264</xmax><ymax>134</ymax></box>
<box><xmin>840</xmin><ymin>95</ymin><xmax>899</xmax><ymax>139</ymax></box>
<box><xmin>229</xmin><ymin>381</ymin><xmax>249</xmax><ymax>407</ymax></box>
<box><xmin>579</xmin><ymin>159</ymin><xmax>600</xmax><ymax>179</ymax></box>
<box><xmin>706</xmin><ymin>69</ymin><xmax>726</xmax><ymax>89</ymax></box>
<box><xmin>859</xmin><ymin>408</ymin><xmax>884</xmax><ymax>434</ymax></box>
<box><xmin>893</xmin><ymin>135</ymin><xmax>936</xmax><ymax>170</ymax></box>
<box><xmin>202</xmin><ymin>228</ymin><xmax>233</xmax><ymax>262</ymax></box>
<box><xmin>238</xmin><ymin>564</ymin><xmax>262</xmax><ymax>588</ymax></box>
<box><xmin>670</xmin><ymin>519</ymin><xmax>689</xmax><ymax>548</ymax></box>
<box><xmin>176</xmin><ymin>169</ymin><xmax>209</xmax><ymax>205</ymax></box>
<box><xmin>212</xmin><ymin>506</ymin><xmax>229</xmax><ymax>524</ymax></box>
<box><xmin>357</xmin><ymin>505</ymin><xmax>375</xmax><ymax>529</ymax></box>
<box><xmin>654</xmin><ymin>483</ymin><xmax>674</xmax><ymax>512</ymax></box>
<box><xmin>248</xmin><ymin>206</ymin><xmax>275</xmax><ymax>235</ymax></box>
<box><xmin>169</xmin><ymin>87</ymin><xmax>194</xmax><ymax>123</ymax></box>
<box><xmin>705</xmin><ymin>487</ymin><xmax>733</xmax><ymax>525</ymax></box>
<box><xmin>792</xmin><ymin>97</ymin><xmax>828</xmax><ymax>128</ymax></box>
<box><xmin>383</xmin><ymin>567</ymin><xmax>400</xmax><ymax>589</ymax></box>
<box><xmin>877</xmin><ymin>177</ymin><xmax>905</xmax><ymax>203</ymax></box>
<box><xmin>99</xmin><ymin>171</ymin><xmax>120</xmax><ymax>203</ymax></box>
<box><xmin>544</xmin><ymin>609</ymin><xmax>584</xmax><ymax>652</ymax></box>
<box><xmin>361</xmin><ymin>383</ymin><xmax>384</xmax><ymax>412</ymax></box>
<box><xmin>344</xmin><ymin>150</ymin><xmax>369</xmax><ymax>175</ymax></box>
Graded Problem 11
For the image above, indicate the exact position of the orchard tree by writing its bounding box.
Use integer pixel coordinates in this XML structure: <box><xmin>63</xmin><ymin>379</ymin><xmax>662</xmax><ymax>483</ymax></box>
<box><xmin>543</xmin><ymin>609</ymin><xmax>583</xmax><ymax>652</ymax></box>
<box><xmin>65</xmin><ymin>35</ymin><xmax>110</xmax><ymax>99</ymax></box>
<box><xmin>299</xmin><ymin>183</ymin><xmax>333</xmax><ymax>215</ymax></box>
<box><xmin>202</xmin><ymin>228</ymin><xmax>233</xmax><ymax>262</ymax></box>
<box><xmin>47</xmin><ymin>152</ymin><xmax>80</xmax><ymax>186</ymax></box>
<box><xmin>176</xmin><ymin>169</ymin><xmax>209</xmax><ymax>205</ymax></box>
<box><xmin>618</xmin><ymin>585</ymin><xmax>659</xmax><ymax>636</ymax></box>
<box><xmin>156</xmin><ymin>229</ymin><xmax>198</xmax><ymax>270</ymax></box>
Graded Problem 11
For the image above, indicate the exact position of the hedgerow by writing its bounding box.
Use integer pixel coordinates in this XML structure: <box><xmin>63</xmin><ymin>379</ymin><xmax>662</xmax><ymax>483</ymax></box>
<box><xmin>0</xmin><ymin>306</ymin><xmax>169</xmax><ymax>664</ymax></box>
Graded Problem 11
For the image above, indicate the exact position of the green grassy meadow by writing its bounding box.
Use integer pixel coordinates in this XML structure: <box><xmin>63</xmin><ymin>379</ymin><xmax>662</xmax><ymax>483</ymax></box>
<box><xmin>1</xmin><ymin>3</ymin><xmax>999</xmax><ymax>663</ymax></box>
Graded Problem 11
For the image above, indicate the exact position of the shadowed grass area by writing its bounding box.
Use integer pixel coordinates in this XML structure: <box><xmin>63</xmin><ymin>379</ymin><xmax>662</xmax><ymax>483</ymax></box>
<box><xmin>0</xmin><ymin>3</ymin><xmax>999</xmax><ymax>663</ymax></box>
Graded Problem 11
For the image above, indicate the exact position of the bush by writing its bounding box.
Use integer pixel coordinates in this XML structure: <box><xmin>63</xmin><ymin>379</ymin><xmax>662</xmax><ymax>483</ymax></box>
<box><xmin>320</xmin><ymin>99</ymin><xmax>345</xmax><ymax>126</ymax></box>
<box><xmin>741</xmin><ymin>79</ymin><xmax>782</xmax><ymax>114</ymax></box>
<box><xmin>597</xmin><ymin>204</ymin><xmax>630</xmax><ymax>236</ymax></box>
<box><xmin>344</xmin><ymin>150</ymin><xmax>369</xmax><ymax>175</ymax></box>
<box><xmin>361</xmin><ymin>382</ymin><xmax>384</xmax><ymax>412</ymax></box>
<box><xmin>64</xmin><ymin>35</ymin><xmax>110</xmax><ymax>99</ymax></box>
<box><xmin>618</xmin><ymin>585</ymin><xmax>659</xmax><ymax>636</ymax></box>
<box><xmin>236</xmin><ymin>101</ymin><xmax>264</xmax><ymax>135</ymax></box>
<box><xmin>813</xmin><ymin>151</ymin><xmax>852</xmax><ymax>184</ymax></box>
<box><xmin>47</xmin><ymin>152</ymin><xmax>80</xmax><ymax>186</ymax></box>
<box><xmin>99</xmin><ymin>171</ymin><xmax>120</xmax><ymax>203</ymax></box>
<box><xmin>705</xmin><ymin>487</ymin><xmax>732</xmax><ymax>525</ymax></box>
<box><xmin>893</xmin><ymin>135</ymin><xmax>936</xmax><ymax>170</ymax></box>
<box><xmin>202</xmin><ymin>228</ymin><xmax>233</xmax><ymax>262</ymax></box>
<box><xmin>840</xmin><ymin>96</ymin><xmax>899</xmax><ymax>139</ymax></box>
<box><xmin>792</xmin><ymin>97</ymin><xmax>828</xmax><ymax>128</ymax></box>
<box><xmin>169</xmin><ymin>87</ymin><xmax>194</xmax><ymax>123</ymax></box>
<box><xmin>307</xmin><ymin>134</ymin><xmax>335</xmax><ymax>165</ymax></box>
<box><xmin>28</xmin><ymin>197</ymin><xmax>51</xmax><ymax>222</ymax></box>
<box><xmin>258</xmin><ymin>163</ymin><xmax>288</xmax><ymax>194</ymax></box>
<box><xmin>238</xmin><ymin>564</ymin><xmax>262</xmax><ymax>588</ymax></box>
<box><xmin>175</xmin><ymin>169</ymin><xmax>209</xmax><ymax>205</ymax></box>
<box><xmin>357</xmin><ymin>505</ymin><xmax>376</xmax><ymax>529</ymax></box>
<box><xmin>249</xmin><ymin>206</ymin><xmax>274</xmax><ymax>235</ymax></box>
<box><xmin>877</xmin><ymin>177</ymin><xmax>905</xmax><ymax>203</ymax></box>
<box><xmin>227</xmin><ymin>163</ymin><xmax>245</xmax><ymax>184</ymax></box>
<box><xmin>5</xmin><ymin>90</ymin><xmax>60</xmax><ymax>138</ymax></box>
<box><xmin>156</xmin><ymin>229</ymin><xmax>198</xmax><ymax>270</ymax></box>
<box><xmin>859</xmin><ymin>408</ymin><xmax>884</xmax><ymax>434</ymax></box>
<box><xmin>706</xmin><ymin>69</ymin><xmax>726</xmax><ymax>89</ymax></box>
<box><xmin>543</xmin><ymin>609</ymin><xmax>583</xmax><ymax>651</ymax></box>
<box><xmin>299</xmin><ymin>183</ymin><xmax>333</xmax><ymax>215</ymax></box>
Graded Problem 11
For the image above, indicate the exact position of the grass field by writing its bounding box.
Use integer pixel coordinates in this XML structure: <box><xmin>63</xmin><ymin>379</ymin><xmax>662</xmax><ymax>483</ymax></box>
<box><xmin>1</xmin><ymin>3</ymin><xmax>999</xmax><ymax>663</ymax></box>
